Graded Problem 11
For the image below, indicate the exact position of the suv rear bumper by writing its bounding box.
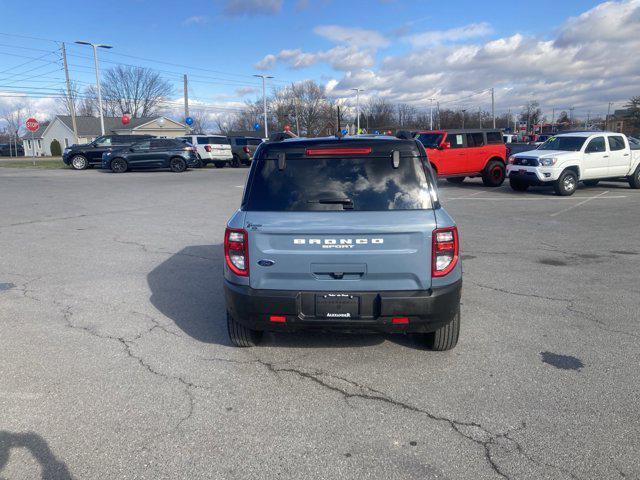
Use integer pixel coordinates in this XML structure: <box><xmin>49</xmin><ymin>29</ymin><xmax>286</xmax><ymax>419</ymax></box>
<box><xmin>224</xmin><ymin>279</ymin><xmax>461</xmax><ymax>333</ymax></box>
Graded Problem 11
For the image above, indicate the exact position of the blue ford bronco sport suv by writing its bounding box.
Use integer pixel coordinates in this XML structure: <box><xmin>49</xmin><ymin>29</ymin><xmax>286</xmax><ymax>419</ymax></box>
<box><xmin>223</xmin><ymin>135</ymin><xmax>462</xmax><ymax>350</ymax></box>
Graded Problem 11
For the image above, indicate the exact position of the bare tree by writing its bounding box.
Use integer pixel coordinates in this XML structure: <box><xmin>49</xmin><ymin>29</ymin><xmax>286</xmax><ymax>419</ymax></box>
<box><xmin>188</xmin><ymin>109</ymin><xmax>210</xmax><ymax>134</ymax></box>
<box><xmin>1</xmin><ymin>102</ymin><xmax>27</xmax><ymax>136</ymax></box>
<box><xmin>85</xmin><ymin>66</ymin><xmax>173</xmax><ymax>118</ymax></box>
<box><xmin>364</xmin><ymin>98</ymin><xmax>395</xmax><ymax>130</ymax></box>
<box><xmin>396</xmin><ymin>104</ymin><xmax>417</xmax><ymax>128</ymax></box>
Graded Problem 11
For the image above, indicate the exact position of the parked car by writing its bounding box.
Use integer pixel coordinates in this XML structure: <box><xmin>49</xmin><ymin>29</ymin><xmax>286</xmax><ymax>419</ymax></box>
<box><xmin>177</xmin><ymin>135</ymin><xmax>233</xmax><ymax>168</ymax></box>
<box><xmin>63</xmin><ymin>134</ymin><xmax>154</xmax><ymax>170</ymax></box>
<box><xmin>0</xmin><ymin>143</ymin><xmax>24</xmax><ymax>156</ymax></box>
<box><xmin>415</xmin><ymin>129</ymin><xmax>507</xmax><ymax>186</ymax></box>
<box><xmin>228</xmin><ymin>136</ymin><xmax>262</xmax><ymax>167</ymax></box>
<box><xmin>531</xmin><ymin>134</ymin><xmax>553</xmax><ymax>146</ymax></box>
<box><xmin>101</xmin><ymin>138</ymin><xmax>198</xmax><ymax>173</ymax></box>
<box><xmin>507</xmin><ymin>132</ymin><xmax>640</xmax><ymax>195</ymax></box>
<box><xmin>503</xmin><ymin>134</ymin><xmax>519</xmax><ymax>144</ymax></box>
<box><xmin>223</xmin><ymin>136</ymin><xmax>462</xmax><ymax>350</ymax></box>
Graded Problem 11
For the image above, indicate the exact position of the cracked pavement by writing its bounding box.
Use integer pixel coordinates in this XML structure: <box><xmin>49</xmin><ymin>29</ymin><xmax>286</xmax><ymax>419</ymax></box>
<box><xmin>1</xmin><ymin>168</ymin><xmax>639</xmax><ymax>479</ymax></box>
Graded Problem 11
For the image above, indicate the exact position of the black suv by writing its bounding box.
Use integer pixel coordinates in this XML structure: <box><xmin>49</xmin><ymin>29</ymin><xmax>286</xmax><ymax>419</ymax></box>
<box><xmin>0</xmin><ymin>143</ymin><xmax>25</xmax><ymax>156</ymax></box>
<box><xmin>63</xmin><ymin>134</ymin><xmax>154</xmax><ymax>170</ymax></box>
<box><xmin>101</xmin><ymin>138</ymin><xmax>198</xmax><ymax>173</ymax></box>
<box><xmin>228</xmin><ymin>136</ymin><xmax>262</xmax><ymax>167</ymax></box>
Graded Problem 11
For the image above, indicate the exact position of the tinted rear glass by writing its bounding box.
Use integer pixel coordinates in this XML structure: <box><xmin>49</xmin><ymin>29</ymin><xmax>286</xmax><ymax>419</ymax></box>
<box><xmin>486</xmin><ymin>132</ymin><xmax>503</xmax><ymax>144</ymax></box>
<box><xmin>234</xmin><ymin>138</ymin><xmax>247</xmax><ymax>146</ymax></box>
<box><xmin>248</xmin><ymin>138</ymin><xmax>262</xmax><ymax>146</ymax></box>
<box><xmin>196</xmin><ymin>136</ymin><xmax>228</xmax><ymax>145</ymax></box>
<box><xmin>245</xmin><ymin>156</ymin><xmax>432</xmax><ymax>211</ymax></box>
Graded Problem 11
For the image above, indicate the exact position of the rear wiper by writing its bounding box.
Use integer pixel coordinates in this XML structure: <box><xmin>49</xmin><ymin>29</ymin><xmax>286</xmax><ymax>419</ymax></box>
<box><xmin>308</xmin><ymin>198</ymin><xmax>354</xmax><ymax>210</ymax></box>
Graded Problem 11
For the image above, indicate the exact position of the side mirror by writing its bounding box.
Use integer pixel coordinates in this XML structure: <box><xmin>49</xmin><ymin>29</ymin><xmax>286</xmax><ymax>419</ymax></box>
<box><xmin>440</xmin><ymin>142</ymin><xmax>451</xmax><ymax>150</ymax></box>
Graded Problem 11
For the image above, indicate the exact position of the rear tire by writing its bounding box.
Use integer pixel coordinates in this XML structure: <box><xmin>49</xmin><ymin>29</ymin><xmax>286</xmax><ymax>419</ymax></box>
<box><xmin>446</xmin><ymin>177</ymin><xmax>465</xmax><ymax>184</ymax></box>
<box><xmin>510</xmin><ymin>179</ymin><xmax>529</xmax><ymax>191</ymax></box>
<box><xmin>423</xmin><ymin>308</ymin><xmax>460</xmax><ymax>351</ymax></box>
<box><xmin>214</xmin><ymin>161</ymin><xmax>226</xmax><ymax>168</ymax></box>
<box><xmin>227</xmin><ymin>312</ymin><xmax>263</xmax><ymax>347</ymax></box>
<box><xmin>482</xmin><ymin>160</ymin><xmax>506</xmax><ymax>187</ymax></box>
<box><xmin>170</xmin><ymin>157</ymin><xmax>187</xmax><ymax>173</ymax></box>
<box><xmin>583</xmin><ymin>179</ymin><xmax>600</xmax><ymax>187</ymax></box>
<box><xmin>110</xmin><ymin>158</ymin><xmax>127</xmax><ymax>173</ymax></box>
<box><xmin>628</xmin><ymin>165</ymin><xmax>640</xmax><ymax>189</ymax></box>
<box><xmin>231</xmin><ymin>155</ymin><xmax>241</xmax><ymax>168</ymax></box>
<box><xmin>554</xmin><ymin>170</ymin><xmax>578</xmax><ymax>196</ymax></box>
<box><xmin>195</xmin><ymin>156</ymin><xmax>204</xmax><ymax>168</ymax></box>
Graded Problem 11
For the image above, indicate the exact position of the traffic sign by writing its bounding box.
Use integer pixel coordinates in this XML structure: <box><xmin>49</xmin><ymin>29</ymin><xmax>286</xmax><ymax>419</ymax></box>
<box><xmin>253</xmin><ymin>122</ymin><xmax>260</xmax><ymax>131</ymax></box>
<box><xmin>185</xmin><ymin>116</ymin><xmax>193</xmax><ymax>126</ymax></box>
<box><xmin>26</xmin><ymin>118</ymin><xmax>39</xmax><ymax>132</ymax></box>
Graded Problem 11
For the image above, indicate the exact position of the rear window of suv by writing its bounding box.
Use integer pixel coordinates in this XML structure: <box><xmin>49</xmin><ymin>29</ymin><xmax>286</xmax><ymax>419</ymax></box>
<box><xmin>245</xmin><ymin>154</ymin><xmax>432</xmax><ymax>211</ymax></box>
<box><xmin>197</xmin><ymin>136</ymin><xmax>228</xmax><ymax>145</ymax></box>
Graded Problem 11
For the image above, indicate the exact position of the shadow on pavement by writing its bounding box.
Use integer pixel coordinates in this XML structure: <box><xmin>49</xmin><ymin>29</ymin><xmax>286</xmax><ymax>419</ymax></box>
<box><xmin>148</xmin><ymin>245</ymin><xmax>389</xmax><ymax>348</ymax></box>
<box><xmin>148</xmin><ymin>244</ymin><xmax>228</xmax><ymax>344</ymax></box>
<box><xmin>0</xmin><ymin>431</ymin><xmax>73</xmax><ymax>480</ymax></box>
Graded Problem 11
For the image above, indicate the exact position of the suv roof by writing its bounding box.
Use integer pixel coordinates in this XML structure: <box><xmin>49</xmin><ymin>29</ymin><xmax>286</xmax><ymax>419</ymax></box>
<box><xmin>261</xmin><ymin>136</ymin><xmax>423</xmax><ymax>157</ymax></box>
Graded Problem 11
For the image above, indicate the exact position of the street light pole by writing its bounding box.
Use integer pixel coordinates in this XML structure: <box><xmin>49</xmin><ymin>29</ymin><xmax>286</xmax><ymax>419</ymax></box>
<box><xmin>461</xmin><ymin>109</ymin><xmax>467</xmax><ymax>129</ymax></box>
<box><xmin>351</xmin><ymin>88</ymin><xmax>364</xmax><ymax>133</ymax></box>
<box><xmin>75</xmin><ymin>41</ymin><xmax>112</xmax><ymax>136</ymax></box>
<box><xmin>428</xmin><ymin>98</ymin><xmax>435</xmax><ymax>130</ymax></box>
<box><xmin>254</xmin><ymin>74</ymin><xmax>274</xmax><ymax>138</ymax></box>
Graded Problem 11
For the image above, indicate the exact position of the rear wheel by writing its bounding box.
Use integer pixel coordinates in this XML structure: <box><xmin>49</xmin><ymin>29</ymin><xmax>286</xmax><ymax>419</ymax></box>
<box><xmin>110</xmin><ymin>158</ymin><xmax>127</xmax><ymax>173</ymax></box>
<box><xmin>70</xmin><ymin>155</ymin><xmax>88</xmax><ymax>170</ymax></box>
<box><xmin>214</xmin><ymin>161</ymin><xmax>226</xmax><ymax>168</ymax></box>
<box><xmin>195</xmin><ymin>156</ymin><xmax>204</xmax><ymax>168</ymax></box>
<box><xmin>628</xmin><ymin>165</ymin><xmax>640</xmax><ymax>189</ymax></box>
<box><xmin>423</xmin><ymin>308</ymin><xmax>460</xmax><ymax>351</ymax></box>
<box><xmin>554</xmin><ymin>170</ymin><xmax>578</xmax><ymax>196</ymax></box>
<box><xmin>170</xmin><ymin>157</ymin><xmax>187</xmax><ymax>173</ymax></box>
<box><xmin>510</xmin><ymin>179</ymin><xmax>529</xmax><ymax>191</ymax></box>
<box><xmin>231</xmin><ymin>155</ymin><xmax>241</xmax><ymax>168</ymax></box>
<box><xmin>482</xmin><ymin>160</ymin><xmax>506</xmax><ymax>187</ymax></box>
<box><xmin>227</xmin><ymin>312</ymin><xmax>263</xmax><ymax>347</ymax></box>
<box><xmin>446</xmin><ymin>177</ymin><xmax>465</xmax><ymax>184</ymax></box>
<box><xmin>583</xmin><ymin>179</ymin><xmax>600</xmax><ymax>187</ymax></box>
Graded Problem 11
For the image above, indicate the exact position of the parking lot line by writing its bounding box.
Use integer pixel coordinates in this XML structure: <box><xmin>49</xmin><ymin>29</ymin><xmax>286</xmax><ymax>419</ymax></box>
<box><xmin>549</xmin><ymin>191</ymin><xmax>610</xmax><ymax>217</ymax></box>
<box><xmin>444</xmin><ymin>194</ymin><xmax>626</xmax><ymax>201</ymax></box>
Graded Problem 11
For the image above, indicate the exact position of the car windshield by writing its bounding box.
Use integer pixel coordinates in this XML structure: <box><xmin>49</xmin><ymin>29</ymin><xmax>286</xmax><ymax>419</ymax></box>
<box><xmin>415</xmin><ymin>133</ymin><xmax>443</xmax><ymax>148</ymax></box>
<box><xmin>245</xmin><ymin>156</ymin><xmax>432</xmax><ymax>211</ymax></box>
<box><xmin>538</xmin><ymin>136</ymin><xmax>587</xmax><ymax>151</ymax></box>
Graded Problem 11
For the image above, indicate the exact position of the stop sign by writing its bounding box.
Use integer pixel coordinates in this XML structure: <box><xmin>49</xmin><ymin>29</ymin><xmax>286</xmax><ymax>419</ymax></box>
<box><xmin>26</xmin><ymin>118</ymin><xmax>39</xmax><ymax>132</ymax></box>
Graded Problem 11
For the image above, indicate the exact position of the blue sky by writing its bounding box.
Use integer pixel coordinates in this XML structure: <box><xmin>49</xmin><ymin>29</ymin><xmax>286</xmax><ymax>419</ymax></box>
<box><xmin>0</xmin><ymin>0</ymin><xmax>637</xmax><ymax>122</ymax></box>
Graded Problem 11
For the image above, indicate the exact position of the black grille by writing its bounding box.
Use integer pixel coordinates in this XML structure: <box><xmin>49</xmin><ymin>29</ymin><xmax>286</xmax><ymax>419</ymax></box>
<box><xmin>514</xmin><ymin>157</ymin><xmax>539</xmax><ymax>166</ymax></box>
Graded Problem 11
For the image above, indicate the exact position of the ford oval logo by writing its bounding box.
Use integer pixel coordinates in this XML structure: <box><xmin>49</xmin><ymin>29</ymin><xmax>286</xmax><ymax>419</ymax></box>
<box><xmin>257</xmin><ymin>259</ymin><xmax>275</xmax><ymax>267</ymax></box>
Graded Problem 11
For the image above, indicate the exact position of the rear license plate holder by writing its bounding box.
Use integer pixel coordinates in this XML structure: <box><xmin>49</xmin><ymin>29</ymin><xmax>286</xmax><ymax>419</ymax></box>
<box><xmin>315</xmin><ymin>294</ymin><xmax>360</xmax><ymax>319</ymax></box>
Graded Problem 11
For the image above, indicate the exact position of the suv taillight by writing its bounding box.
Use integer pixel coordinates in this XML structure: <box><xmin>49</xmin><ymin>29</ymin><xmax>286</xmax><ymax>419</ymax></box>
<box><xmin>205</xmin><ymin>145</ymin><xmax>212</xmax><ymax>152</ymax></box>
<box><xmin>225</xmin><ymin>228</ymin><xmax>249</xmax><ymax>276</ymax></box>
<box><xmin>432</xmin><ymin>227</ymin><xmax>459</xmax><ymax>277</ymax></box>
<box><xmin>243</xmin><ymin>146</ymin><xmax>250</xmax><ymax>154</ymax></box>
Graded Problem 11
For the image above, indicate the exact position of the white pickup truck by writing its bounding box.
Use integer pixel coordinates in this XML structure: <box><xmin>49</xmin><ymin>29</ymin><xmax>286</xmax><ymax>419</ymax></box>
<box><xmin>506</xmin><ymin>132</ymin><xmax>640</xmax><ymax>195</ymax></box>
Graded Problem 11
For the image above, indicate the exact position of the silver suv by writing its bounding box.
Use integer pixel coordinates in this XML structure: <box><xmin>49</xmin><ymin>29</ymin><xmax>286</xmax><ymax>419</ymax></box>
<box><xmin>223</xmin><ymin>136</ymin><xmax>462</xmax><ymax>350</ymax></box>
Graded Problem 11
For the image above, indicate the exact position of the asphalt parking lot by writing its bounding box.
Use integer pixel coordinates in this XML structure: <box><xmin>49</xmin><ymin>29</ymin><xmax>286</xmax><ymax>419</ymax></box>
<box><xmin>1</xmin><ymin>166</ymin><xmax>639</xmax><ymax>480</ymax></box>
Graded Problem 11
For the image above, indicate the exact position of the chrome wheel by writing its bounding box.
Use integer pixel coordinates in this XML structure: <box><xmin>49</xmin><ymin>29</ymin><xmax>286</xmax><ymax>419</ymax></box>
<box><xmin>71</xmin><ymin>155</ymin><xmax>88</xmax><ymax>170</ymax></box>
<box><xmin>563</xmin><ymin>175</ymin><xmax>576</xmax><ymax>192</ymax></box>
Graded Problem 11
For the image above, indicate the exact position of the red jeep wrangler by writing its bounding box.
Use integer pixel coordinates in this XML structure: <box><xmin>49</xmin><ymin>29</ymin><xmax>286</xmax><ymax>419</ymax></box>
<box><xmin>415</xmin><ymin>129</ymin><xmax>507</xmax><ymax>187</ymax></box>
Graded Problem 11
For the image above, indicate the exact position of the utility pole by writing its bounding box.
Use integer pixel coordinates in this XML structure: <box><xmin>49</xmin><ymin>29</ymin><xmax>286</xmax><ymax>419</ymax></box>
<box><xmin>337</xmin><ymin>105</ymin><xmax>341</xmax><ymax>135</ymax></box>
<box><xmin>436</xmin><ymin>102</ymin><xmax>440</xmax><ymax>129</ymax></box>
<box><xmin>491</xmin><ymin>88</ymin><xmax>495</xmax><ymax>128</ymax></box>
<box><xmin>429</xmin><ymin>98</ymin><xmax>435</xmax><ymax>130</ymax></box>
<box><xmin>183</xmin><ymin>74</ymin><xmax>189</xmax><ymax>121</ymax></box>
<box><xmin>585</xmin><ymin>111</ymin><xmax>590</xmax><ymax>129</ymax></box>
<box><xmin>569</xmin><ymin>107</ymin><xmax>575</xmax><ymax>126</ymax></box>
<box><xmin>254</xmin><ymin>74</ymin><xmax>273</xmax><ymax>138</ymax></box>
<box><xmin>351</xmin><ymin>88</ymin><xmax>364</xmax><ymax>133</ymax></box>
<box><xmin>461</xmin><ymin>109</ymin><xmax>466</xmax><ymax>129</ymax></box>
<box><xmin>606</xmin><ymin>102</ymin><xmax>613</xmax><ymax>131</ymax></box>
<box><xmin>551</xmin><ymin>108</ymin><xmax>556</xmax><ymax>132</ymax></box>
<box><xmin>478</xmin><ymin>106</ymin><xmax>482</xmax><ymax>128</ymax></box>
<box><xmin>291</xmin><ymin>83</ymin><xmax>300</xmax><ymax>136</ymax></box>
<box><xmin>61</xmin><ymin>43</ymin><xmax>78</xmax><ymax>143</ymax></box>
<box><xmin>75</xmin><ymin>41</ymin><xmax>112</xmax><ymax>136</ymax></box>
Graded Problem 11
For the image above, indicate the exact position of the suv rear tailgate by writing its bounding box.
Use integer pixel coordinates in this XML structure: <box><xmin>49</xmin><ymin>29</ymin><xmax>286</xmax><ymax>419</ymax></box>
<box><xmin>244</xmin><ymin>210</ymin><xmax>436</xmax><ymax>291</ymax></box>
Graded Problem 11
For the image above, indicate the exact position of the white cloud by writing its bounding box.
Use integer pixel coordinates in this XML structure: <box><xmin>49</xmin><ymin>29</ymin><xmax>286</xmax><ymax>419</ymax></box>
<box><xmin>313</xmin><ymin>25</ymin><xmax>390</xmax><ymax>49</ymax></box>
<box><xmin>323</xmin><ymin>0</ymin><xmax>640</xmax><ymax>115</ymax></box>
<box><xmin>255</xmin><ymin>46</ymin><xmax>375</xmax><ymax>71</ymax></box>
<box><xmin>236</xmin><ymin>86</ymin><xmax>260</xmax><ymax>96</ymax></box>
<box><xmin>405</xmin><ymin>22</ymin><xmax>493</xmax><ymax>47</ymax></box>
<box><xmin>182</xmin><ymin>15</ymin><xmax>208</xmax><ymax>25</ymax></box>
<box><xmin>222</xmin><ymin>0</ymin><xmax>283</xmax><ymax>16</ymax></box>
